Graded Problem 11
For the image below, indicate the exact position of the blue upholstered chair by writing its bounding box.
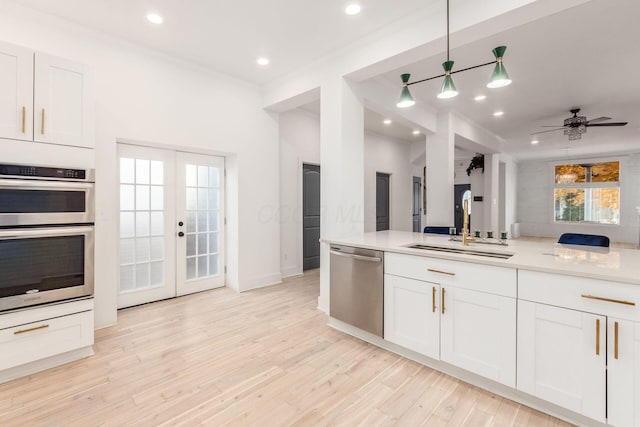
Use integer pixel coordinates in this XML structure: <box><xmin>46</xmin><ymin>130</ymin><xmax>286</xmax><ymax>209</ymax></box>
<box><xmin>424</xmin><ymin>226</ymin><xmax>452</xmax><ymax>235</ymax></box>
<box><xmin>557</xmin><ymin>233</ymin><xmax>610</xmax><ymax>248</ymax></box>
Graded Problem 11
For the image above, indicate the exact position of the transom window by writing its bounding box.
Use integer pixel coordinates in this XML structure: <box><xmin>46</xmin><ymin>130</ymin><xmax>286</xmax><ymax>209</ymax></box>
<box><xmin>553</xmin><ymin>161</ymin><xmax>619</xmax><ymax>225</ymax></box>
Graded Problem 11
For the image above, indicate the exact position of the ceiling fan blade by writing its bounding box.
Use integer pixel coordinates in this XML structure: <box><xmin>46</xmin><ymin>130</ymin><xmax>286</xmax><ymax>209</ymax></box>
<box><xmin>586</xmin><ymin>122</ymin><xmax>628</xmax><ymax>127</ymax></box>
<box><xmin>586</xmin><ymin>117</ymin><xmax>611</xmax><ymax>124</ymax></box>
<box><xmin>540</xmin><ymin>125</ymin><xmax>566</xmax><ymax>127</ymax></box>
<box><xmin>531</xmin><ymin>128</ymin><xmax>565</xmax><ymax>135</ymax></box>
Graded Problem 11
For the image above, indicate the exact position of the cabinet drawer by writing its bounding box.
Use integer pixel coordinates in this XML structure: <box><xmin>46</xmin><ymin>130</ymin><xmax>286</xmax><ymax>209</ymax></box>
<box><xmin>385</xmin><ymin>252</ymin><xmax>516</xmax><ymax>297</ymax></box>
<box><xmin>0</xmin><ymin>310</ymin><xmax>93</xmax><ymax>371</ymax></box>
<box><xmin>519</xmin><ymin>270</ymin><xmax>640</xmax><ymax>321</ymax></box>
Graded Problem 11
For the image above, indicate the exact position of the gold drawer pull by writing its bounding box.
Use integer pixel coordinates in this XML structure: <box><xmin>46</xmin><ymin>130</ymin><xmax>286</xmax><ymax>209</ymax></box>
<box><xmin>428</xmin><ymin>268</ymin><xmax>455</xmax><ymax>276</ymax></box>
<box><xmin>432</xmin><ymin>286</ymin><xmax>436</xmax><ymax>313</ymax></box>
<box><xmin>614</xmin><ymin>321</ymin><xmax>619</xmax><ymax>360</ymax></box>
<box><xmin>14</xmin><ymin>324</ymin><xmax>49</xmax><ymax>335</ymax></box>
<box><xmin>595</xmin><ymin>319</ymin><xmax>600</xmax><ymax>355</ymax></box>
<box><xmin>581</xmin><ymin>295</ymin><xmax>636</xmax><ymax>306</ymax></box>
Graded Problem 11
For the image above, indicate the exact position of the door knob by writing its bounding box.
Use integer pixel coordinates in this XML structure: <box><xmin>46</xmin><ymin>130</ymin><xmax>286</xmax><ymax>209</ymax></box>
<box><xmin>178</xmin><ymin>231</ymin><xmax>185</xmax><ymax>237</ymax></box>
<box><xmin>178</xmin><ymin>221</ymin><xmax>184</xmax><ymax>227</ymax></box>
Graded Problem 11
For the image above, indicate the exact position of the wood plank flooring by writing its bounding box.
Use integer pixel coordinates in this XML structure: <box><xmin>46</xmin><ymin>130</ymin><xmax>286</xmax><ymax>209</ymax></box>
<box><xmin>0</xmin><ymin>270</ymin><xmax>574</xmax><ymax>426</ymax></box>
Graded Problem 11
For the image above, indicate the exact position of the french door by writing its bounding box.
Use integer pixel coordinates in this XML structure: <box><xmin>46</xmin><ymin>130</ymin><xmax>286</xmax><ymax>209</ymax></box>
<box><xmin>117</xmin><ymin>145</ymin><xmax>225</xmax><ymax>309</ymax></box>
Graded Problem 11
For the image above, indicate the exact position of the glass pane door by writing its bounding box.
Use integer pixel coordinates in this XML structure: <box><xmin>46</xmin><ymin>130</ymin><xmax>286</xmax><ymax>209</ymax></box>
<box><xmin>176</xmin><ymin>152</ymin><xmax>225</xmax><ymax>296</ymax></box>
<box><xmin>117</xmin><ymin>144</ymin><xmax>176</xmax><ymax>308</ymax></box>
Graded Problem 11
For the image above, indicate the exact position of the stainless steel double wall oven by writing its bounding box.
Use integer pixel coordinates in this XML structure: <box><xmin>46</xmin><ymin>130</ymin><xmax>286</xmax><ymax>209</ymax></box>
<box><xmin>0</xmin><ymin>163</ymin><xmax>95</xmax><ymax>311</ymax></box>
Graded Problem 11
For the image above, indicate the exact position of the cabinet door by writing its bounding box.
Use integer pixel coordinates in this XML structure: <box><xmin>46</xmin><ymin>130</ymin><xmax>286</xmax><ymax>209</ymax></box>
<box><xmin>34</xmin><ymin>53</ymin><xmax>92</xmax><ymax>148</ymax></box>
<box><xmin>441</xmin><ymin>286</ymin><xmax>516</xmax><ymax>387</ymax></box>
<box><xmin>0</xmin><ymin>41</ymin><xmax>33</xmax><ymax>141</ymax></box>
<box><xmin>384</xmin><ymin>274</ymin><xmax>439</xmax><ymax>359</ymax></box>
<box><xmin>607</xmin><ymin>318</ymin><xmax>635</xmax><ymax>427</ymax></box>
<box><xmin>517</xmin><ymin>301</ymin><xmax>606</xmax><ymax>423</ymax></box>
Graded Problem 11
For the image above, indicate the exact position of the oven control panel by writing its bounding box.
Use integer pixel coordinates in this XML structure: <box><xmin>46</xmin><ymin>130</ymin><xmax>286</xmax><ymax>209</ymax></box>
<box><xmin>0</xmin><ymin>164</ymin><xmax>90</xmax><ymax>181</ymax></box>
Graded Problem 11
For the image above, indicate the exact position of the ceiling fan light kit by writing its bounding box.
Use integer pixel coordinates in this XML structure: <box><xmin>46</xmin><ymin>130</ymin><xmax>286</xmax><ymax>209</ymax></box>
<box><xmin>532</xmin><ymin>108</ymin><xmax>628</xmax><ymax>140</ymax></box>
<box><xmin>397</xmin><ymin>0</ymin><xmax>511</xmax><ymax>107</ymax></box>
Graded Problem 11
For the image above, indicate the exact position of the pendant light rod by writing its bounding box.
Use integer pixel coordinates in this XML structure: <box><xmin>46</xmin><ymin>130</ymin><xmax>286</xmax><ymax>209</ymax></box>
<box><xmin>405</xmin><ymin>60</ymin><xmax>497</xmax><ymax>86</ymax></box>
<box><xmin>446</xmin><ymin>0</ymin><xmax>450</xmax><ymax>62</ymax></box>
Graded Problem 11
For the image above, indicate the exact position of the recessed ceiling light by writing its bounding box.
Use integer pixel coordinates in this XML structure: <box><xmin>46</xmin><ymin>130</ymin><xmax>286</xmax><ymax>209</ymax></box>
<box><xmin>146</xmin><ymin>13</ymin><xmax>163</xmax><ymax>24</ymax></box>
<box><xmin>493</xmin><ymin>111</ymin><xmax>504</xmax><ymax>117</ymax></box>
<box><xmin>412</xmin><ymin>130</ymin><xmax>420</xmax><ymax>135</ymax></box>
<box><xmin>256</xmin><ymin>57</ymin><xmax>270</xmax><ymax>66</ymax></box>
<box><xmin>345</xmin><ymin>3</ymin><xmax>361</xmax><ymax>15</ymax></box>
<box><xmin>474</xmin><ymin>95</ymin><xmax>487</xmax><ymax>101</ymax></box>
<box><xmin>383</xmin><ymin>119</ymin><xmax>392</xmax><ymax>125</ymax></box>
<box><xmin>531</xmin><ymin>140</ymin><xmax>539</xmax><ymax>145</ymax></box>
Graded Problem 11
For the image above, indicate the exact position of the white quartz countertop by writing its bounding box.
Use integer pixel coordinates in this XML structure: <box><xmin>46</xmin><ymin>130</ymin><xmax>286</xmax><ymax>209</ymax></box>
<box><xmin>322</xmin><ymin>230</ymin><xmax>640</xmax><ymax>286</ymax></box>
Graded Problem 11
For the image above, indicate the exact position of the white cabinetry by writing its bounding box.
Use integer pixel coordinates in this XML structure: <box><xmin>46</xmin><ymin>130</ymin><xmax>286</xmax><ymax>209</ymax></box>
<box><xmin>384</xmin><ymin>253</ymin><xmax>517</xmax><ymax>387</ymax></box>
<box><xmin>518</xmin><ymin>270</ymin><xmax>640</xmax><ymax>426</ymax></box>
<box><xmin>0</xmin><ymin>41</ymin><xmax>33</xmax><ymax>141</ymax></box>
<box><xmin>0</xmin><ymin>298</ymin><xmax>94</xmax><ymax>383</ymax></box>
<box><xmin>0</xmin><ymin>41</ymin><xmax>91</xmax><ymax>148</ymax></box>
<box><xmin>384</xmin><ymin>274</ymin><xmax>439</xmax><ymax>358</ymax></box>
<box><xmin>34</xmin><ymin>53</ymin><xmax>91</xmax><ymax>148</ymax></box>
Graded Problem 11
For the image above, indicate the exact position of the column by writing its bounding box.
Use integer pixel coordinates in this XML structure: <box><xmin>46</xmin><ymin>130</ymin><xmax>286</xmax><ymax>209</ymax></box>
<box><xmin>426</xmin><ymin>112</ymin><xmax>455</xmax><ymax>227</ymax></box>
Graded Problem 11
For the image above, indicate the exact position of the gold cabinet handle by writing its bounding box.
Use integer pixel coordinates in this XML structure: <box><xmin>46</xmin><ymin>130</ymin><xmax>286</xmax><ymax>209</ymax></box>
<box><xmin>595</xmin><ymin>319</ymin><xmax>600</xmax><ymax>355</ymax></box>
<box><xmin>14</xmin><ymin>324</ymin><xmax>49</xmax><ymax>335</ymax></box>
<box><xmin>41</xmin><ymin>108</ymin><xmax>45</xmax><ymax>135</ymax></box>
<box><xmin>21</xmin><ymin>106</ymin><xmax>26</xmax><ymax>133</ymax></box>
<box><xmin>581</xmin><ymin>294</ymin><xmax>635</xmax><ymax>306</ymax></box>
<box><xmin>428</xmin><ymin>268</ymin><xmax>455</xmax><ymax>276</ymax></box>
<box><xmin>614</xmin><ymin>321</ymin><xmax>619</xmax><ymax>360</ymax></box>
<box><xmin>432</xmin><ymin>286</ymin><xmax>436</xmax><ymax>313</ymax></box>
<box><xmin>441</xmin><ymin>288</ymin><xmax>446</xmax><ymax>314</ymax></box>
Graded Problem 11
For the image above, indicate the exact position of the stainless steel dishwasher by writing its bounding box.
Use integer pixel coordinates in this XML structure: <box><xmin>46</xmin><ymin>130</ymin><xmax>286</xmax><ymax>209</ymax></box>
<box><xmin>330</xmin><ymin>245</ymin><xmax>384</xmax><ymax>337</ymax></box>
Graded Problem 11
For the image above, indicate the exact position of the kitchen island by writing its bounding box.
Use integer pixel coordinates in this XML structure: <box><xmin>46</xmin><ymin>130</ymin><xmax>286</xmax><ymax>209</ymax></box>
<box><xmin>322</xmin><ymin>230</ymin><xmax>640</xmax><ymax>427</ymax></box>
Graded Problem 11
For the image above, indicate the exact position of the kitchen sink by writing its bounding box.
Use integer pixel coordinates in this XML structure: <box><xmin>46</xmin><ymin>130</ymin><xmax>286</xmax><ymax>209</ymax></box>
<box><xmin>405</xmin><ymin>244</ymin><xmax>514</xmax><ymax>259</ymax></box>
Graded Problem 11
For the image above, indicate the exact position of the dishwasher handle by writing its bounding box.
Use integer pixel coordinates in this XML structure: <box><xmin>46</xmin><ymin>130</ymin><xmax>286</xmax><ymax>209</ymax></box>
<box><xmin>330</xmin><ymin>250</ymin><xmax>382</xmax><ymax>263</ymax></box>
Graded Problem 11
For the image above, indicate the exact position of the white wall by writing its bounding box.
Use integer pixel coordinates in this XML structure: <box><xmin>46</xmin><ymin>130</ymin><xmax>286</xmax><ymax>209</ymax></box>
<box><xmin>517</xmin><ymin>154</ymin><xmax>640</xmax><ymax>243</ymax></box>
<box><xmin>0</xmin><ymin>4</ymin><xmax>281</xmax><ymax>328</ymax></box>
<box><xmin>364</xmin><ymin>131</ymin><xmax>413</xmax><ymax>233</ymax></box>
<box><xmin>279</xmin><ymin>109</ymin><xmax>321</xmax><ymax>278</ymax></box>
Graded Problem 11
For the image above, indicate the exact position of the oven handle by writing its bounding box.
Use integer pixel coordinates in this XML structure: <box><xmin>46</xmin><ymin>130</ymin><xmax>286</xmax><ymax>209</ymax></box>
<box><xmin>0</xmin><ymin>226</ymin><xmax>94</xmax><ymax>239</ymax></box>
<box><xmin>0</xmin><ymin>178</ymin><xmax>94</xmax><ymax>190</ymax></box>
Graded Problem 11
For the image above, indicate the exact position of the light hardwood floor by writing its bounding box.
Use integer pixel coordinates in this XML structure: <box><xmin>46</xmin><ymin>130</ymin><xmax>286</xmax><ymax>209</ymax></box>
<box><xmin>0</xmin><ymin>271</ymin><xmax>574</xmax><ymax>426</ymax></box>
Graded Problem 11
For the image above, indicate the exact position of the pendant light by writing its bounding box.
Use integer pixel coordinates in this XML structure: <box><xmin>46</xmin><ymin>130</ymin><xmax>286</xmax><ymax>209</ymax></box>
<box><xmin>397</xmin><ymin>0</ymin><xmax>512</xmax><ymax>107</ymax></box>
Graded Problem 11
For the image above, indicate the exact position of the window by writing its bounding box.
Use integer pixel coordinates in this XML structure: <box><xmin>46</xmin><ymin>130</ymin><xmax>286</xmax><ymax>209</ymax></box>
<box><xmin>554</xmin><ymin>161</ymin><xmax>619</xmax><ymax>224</ymax></box>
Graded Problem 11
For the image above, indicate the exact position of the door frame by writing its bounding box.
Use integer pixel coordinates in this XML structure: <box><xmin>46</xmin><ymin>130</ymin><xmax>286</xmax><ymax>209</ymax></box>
<box><xmin>115</xmin><ymin>139</ymin><xmax>228</xmax><ymax>308</ymax></box>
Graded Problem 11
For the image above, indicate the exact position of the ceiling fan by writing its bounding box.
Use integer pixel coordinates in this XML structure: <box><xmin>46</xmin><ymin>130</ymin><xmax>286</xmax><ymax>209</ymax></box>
<box><xmin>532</xmin><ymin>108</ymin><xmax>628</xmax><ymax>140</ymax></box>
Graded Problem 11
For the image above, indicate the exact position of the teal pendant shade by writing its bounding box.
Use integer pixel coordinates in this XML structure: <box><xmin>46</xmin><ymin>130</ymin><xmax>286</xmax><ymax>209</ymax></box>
<box><xmin>487</xmin><ymin>46</ymin><xmax>512</xmax><ymax>88</ymax></box>
<box><xmin>397</xmin><ymin>73</ymin><xmax>415</xmax><ymax>108</ymax></box>
<box><xmin>437</xmin><ymin>61</ymin><xmax>458</xmax><ymax>99</ymax></box>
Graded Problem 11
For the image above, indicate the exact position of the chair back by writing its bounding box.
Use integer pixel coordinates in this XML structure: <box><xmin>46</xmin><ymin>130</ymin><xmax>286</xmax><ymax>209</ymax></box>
<box><xmin>424</xmin><ymin>226</ymin><xmax>452</xmax><ymax>235</ymax></box>
<box><xmin>557</xmin><ymin>233</ymin><xmax>610</xmax><ymax>248</ymax></box>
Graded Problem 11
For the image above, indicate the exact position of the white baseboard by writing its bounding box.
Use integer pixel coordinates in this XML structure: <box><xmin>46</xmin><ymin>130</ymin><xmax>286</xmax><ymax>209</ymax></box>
<box><xmin>239</xmin><ymin>273</ymin><xmax>282</xmax><ymax>292</ymax></box>
<box><xmin>0</xmin><ymin>346</ymin><xmax>94</xmax><ymax>384</ymax></box>
<box><xmin>281</xmin><ymin>267</ymin><xmax>303</xmax><ymax>278</ymax></box>
<box><xmin>327</xmin><ymin>318</ymin><xmax>606</xmax><ymax>427</ymax></box>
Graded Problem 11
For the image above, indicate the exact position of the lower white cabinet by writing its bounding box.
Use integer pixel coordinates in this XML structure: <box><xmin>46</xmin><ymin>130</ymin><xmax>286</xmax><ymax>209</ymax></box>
<box><xmin>517</xmin><ymin>300</ymin><xmax>607</xmax><ymax>423</ymax></box>
<box><xmin>441</xmin><ymin>286</ymin><xmax>516</xmax><ymax>387</ymax></box>
<box><xmin>384</xmin><ymin>274</ymin><xmax>439</xmax><ymax>359</ymax></box>
<box><xmin>383</xmin><ymin>259</ymin><xmax>517</xmax><ymax>388</ymax></box>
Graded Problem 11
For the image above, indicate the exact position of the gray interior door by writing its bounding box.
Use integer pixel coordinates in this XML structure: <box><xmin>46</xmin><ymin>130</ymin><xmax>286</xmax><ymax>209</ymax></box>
<box><xmin>376</xmin><ymin>173</ymin><xmax>390</xmax><ymax>231</ymax></box>
<box><xmin>303</xmin><ymin>164</ymin><xmax>321</xmax><ymax>270</ymax></box>
<box><xmin>454</xmin><ymin>184</ymin><xmax>471</xmax><ymax>233</ymax></box>
<box><xmin>412</xmin><ymin>176</ymin><xmax>421</xmax><ymax>232</ymax></box>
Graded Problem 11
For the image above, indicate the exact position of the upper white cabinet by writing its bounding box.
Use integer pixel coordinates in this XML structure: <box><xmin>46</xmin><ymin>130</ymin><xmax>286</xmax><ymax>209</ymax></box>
<box><xmin>0</xmin><ymin>41</ymin><xmax>92</xmax><ymax>148</ymax></box>
<box><xmin>0</xmin><ymin>41</ymin><xmax>33</xmax><ymax>141</ymax></box>
<box><xmin>34</xmin><ymin>53</ymin><xmax>92</xmax><ymax>148</ymax></box>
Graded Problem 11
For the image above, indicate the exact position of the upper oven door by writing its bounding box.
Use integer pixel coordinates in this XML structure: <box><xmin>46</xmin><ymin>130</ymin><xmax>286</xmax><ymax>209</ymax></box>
<box><xmin>0</xmin><ymin>178</ymin><xmax>95</xmax><ymax>226</ymax></box>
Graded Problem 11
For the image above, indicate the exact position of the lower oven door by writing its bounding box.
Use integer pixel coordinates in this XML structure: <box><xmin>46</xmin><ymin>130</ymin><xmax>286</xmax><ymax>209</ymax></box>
<box><xmin>0</xmin><ymin>226</ymin><xmax>94</xmax><ymax>312</ymax></box>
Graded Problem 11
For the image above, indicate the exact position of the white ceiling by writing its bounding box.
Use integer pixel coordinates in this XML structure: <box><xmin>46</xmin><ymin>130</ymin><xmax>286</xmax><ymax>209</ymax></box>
<box><xmin>11</xmin><ymin>0</ymin><xmax>431</xmax><ymax>84</ymax></box>
<box><xmin>380</xmin><ymin>0</ymin><xmax>640</xmax><ymax>160</ymax></box>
